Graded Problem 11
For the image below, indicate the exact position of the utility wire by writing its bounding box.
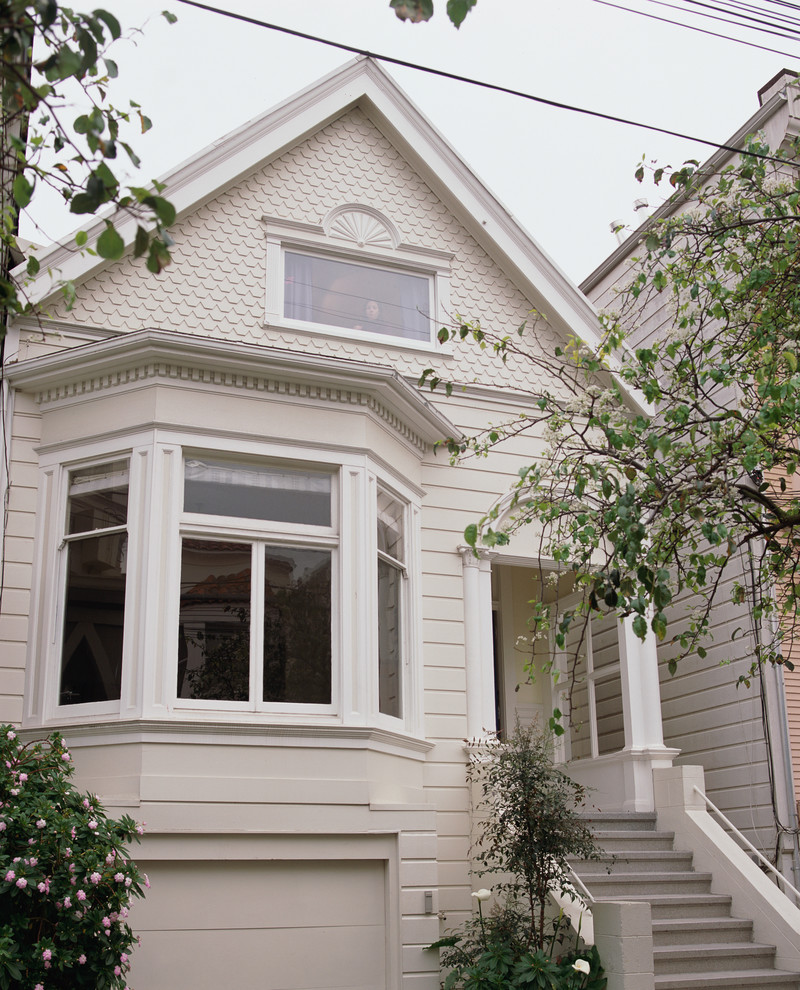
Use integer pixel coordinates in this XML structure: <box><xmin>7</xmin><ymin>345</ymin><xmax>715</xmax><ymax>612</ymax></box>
<box><xmin>175</xmin><ymin>0</ymin><xmax>798</xmax><ymax>168</ymax></box>
<box><xmin>594</xmin><ymin>0</ymin><xmax>800</xmax><ymax>58</ymax></box>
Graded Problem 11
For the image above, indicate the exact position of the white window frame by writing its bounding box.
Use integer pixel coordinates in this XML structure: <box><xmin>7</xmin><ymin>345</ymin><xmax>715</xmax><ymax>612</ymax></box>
<box><xmin>30</xmin><ymin>432</ymin><xmax>423</xmax><ymax>738</ymax></box>
<box><xmin>174</xmin><ymin>454</ymin><xmax>339</xmax><ymax>716</ymax></box>
<box><xmin>263</xmin><ymin>215</ymin><xmax>452</xmax><ymax>351</ymax></box>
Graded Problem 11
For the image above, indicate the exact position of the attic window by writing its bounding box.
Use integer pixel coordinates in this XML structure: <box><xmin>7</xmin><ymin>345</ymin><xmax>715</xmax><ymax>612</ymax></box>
<box><xmin>284</xmin><ymin>251</ymin><xmax>431</xmax><ymax>342</ymax></box>
<box><xmin>263</xmin><ymin>210</ymin><xmax>452</xmax><ymax>348</ymax></box>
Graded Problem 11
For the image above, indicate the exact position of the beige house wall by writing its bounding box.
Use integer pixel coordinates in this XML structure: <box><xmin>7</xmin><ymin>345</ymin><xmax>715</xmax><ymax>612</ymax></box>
<box><xmin>0</xmin><ymin>98</ymin><xmax>567</xmax><ymax>990</ymax></box>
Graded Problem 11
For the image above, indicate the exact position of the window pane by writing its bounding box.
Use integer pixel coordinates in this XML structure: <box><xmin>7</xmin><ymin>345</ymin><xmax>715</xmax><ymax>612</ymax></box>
<box><xmin>184</xmin><ymin>458</ymin><xmax>331</xmax><ymax>526</ymax></box>
<box><xmin>284</xmin><ymin>251</ymin><xmax>431</xmax><ymax>341</ymax></box>
<box><xmin>178</xmin><ymin>540</ymin><xmax>252</xmax><ymax>702</ymax></box>
<box><xmin>377</xmin><ymin>491</ymin><xmax>404</xmax><ymax>563</ymax></box>
<box><xmin>263</xmin><ymin>547</ymin><xmax>331</xmax><ymax>705</ymax></box>
<box><xmin>60</xmin><ymin>535</ymin><xmax>126</xmax><ymax>705</ymax></box>
<box><xmin>67</xmin><ymin>461</ymin><xmax>129</xmax><ymax>535</ymax></box>
<box><xmin>378</xmin><ymin>558</ymin><xmax>402</xmax><ymax>718</ymax></box>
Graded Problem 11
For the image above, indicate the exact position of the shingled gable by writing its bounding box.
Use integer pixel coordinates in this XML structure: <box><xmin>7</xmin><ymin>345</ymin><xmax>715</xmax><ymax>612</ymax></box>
<box><xmin>16</xmin><ymin>56</ymin><xmax>641</xmax><ymax>406</ymax></box>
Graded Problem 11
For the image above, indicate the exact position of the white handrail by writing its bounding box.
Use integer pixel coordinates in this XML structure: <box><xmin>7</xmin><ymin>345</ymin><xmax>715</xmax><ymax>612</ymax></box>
<box><xmin>693</xmin><ymin>786</ymin><xmax>800</xmax><ymax>902</ymax></box>
<box><xmin>566</xmin><ymin>863</ymin><xmax>595</xmax><ymax>904</ymax></box>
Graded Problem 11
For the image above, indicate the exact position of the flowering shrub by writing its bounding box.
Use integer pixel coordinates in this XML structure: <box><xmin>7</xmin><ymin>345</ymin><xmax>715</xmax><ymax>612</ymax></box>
<box><xmin>0</xmin><ymin>726</ymin><xmax>147</xmax><ymax>989</ymax></box>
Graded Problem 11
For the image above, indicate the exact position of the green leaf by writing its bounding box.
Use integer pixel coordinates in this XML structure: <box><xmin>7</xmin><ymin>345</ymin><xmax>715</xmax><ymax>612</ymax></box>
<box><xmin>446</xmin><ymin>0</ymin><xmax>478</xmax><ymax>27</ymax></box>
<box><xmin>464</xmin><ymin>523</ymin><xmax>478</xmax><ymax>547</ymax></box>
<box><xmin>143</xmin><ymin>194</ymin><xmax>176</xmax><ymax>226</ymax></box>
<box><xmin>96</xmin><ymin>223</ymin><xmax>125</xmax><ymax>260</ymax></box>
<box><xmin>75</xmin><ymin>230</ymin><xmax>88</xmax><ymax>247</ymax></box>
<box><xmin>133</xmin><ymin>225</ymin><xmax>149</xmax><ymax>259</ymax></box>
<box><xmin>12</xmin><ymin>174</ymin><xmax>33</xmax><ymax>209</ymax></box>
<box><xmin>93</xmin><ymin>8</ymin><xmax>122</xmax><ymax>40</ymax></box>
<box><xmin>26</xmin><ymin>256</ymin><xmax>40</xmax><ymax>277</ymax></box>
<box><xmin>162</xmin><ymin>10</ymin><xmax>178</xmax><ymax>23</ymax></box>
<box><xmin>103</xmin><ymin>57</ymin><xmax>118</xmax><ymax>78</ymax></box>
<box><xmin>632</xmin><ymin>614</ymin><xmax>647</xmax><ymax>640</ymax></box>
<box><xmin>390</xmin><ymin>0</ymin><xmax>434</xmax><ymax>22</ymax></box>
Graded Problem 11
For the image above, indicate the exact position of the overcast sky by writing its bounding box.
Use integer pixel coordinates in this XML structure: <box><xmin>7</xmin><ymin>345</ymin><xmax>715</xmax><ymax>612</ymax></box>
<box><xmin>21</xmin><ymin>0</ymin><xmax>796</xmax><ymax>283</ymax></box>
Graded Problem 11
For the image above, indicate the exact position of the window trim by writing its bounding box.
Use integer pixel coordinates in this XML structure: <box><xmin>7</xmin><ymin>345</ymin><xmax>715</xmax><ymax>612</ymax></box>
<box><xmin>263</xmin><ymin>213</ymin><xmax>452</xmax><ymax>351</ymax></box>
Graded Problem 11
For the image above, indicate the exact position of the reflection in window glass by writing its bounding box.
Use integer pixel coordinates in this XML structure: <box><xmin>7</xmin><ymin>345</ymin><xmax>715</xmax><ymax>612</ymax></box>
<box><xmin>263</xmin><ymin>547</ymin><xmax>331</xmax><ymax>705</ymax></box>
<box><xmin>377</xmin><ymin>491</ymin><xmax>404</xmax><ymax>718</ymax></box>
<box><xmin>60</xmin><ymin>461</ymin><xmax>130</xmax><ymax>706</ymax></box>
<box><xmin>184</xmin><ymin>458</ymin><xmax>331</xmax><ymax>526</ymax></box>
<box><xmin>178</xmin><ymin>540</ymin><xmax>252</xmax><ymax>702</ymax></box>
<box><xmin>284</xmin><ymin>251</ymin><xmax>431</xmax><ymax>341</ymax></box>
<box><xmin>60</xmin><ymin>536</ymin><xmax>126</xmax><ymax>705</ymax></box>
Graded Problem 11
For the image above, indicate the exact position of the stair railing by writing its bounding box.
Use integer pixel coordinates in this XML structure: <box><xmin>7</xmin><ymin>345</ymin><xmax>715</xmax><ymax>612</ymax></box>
<box><xmin>693</xmin><ymin>785</ymin><xmax>800</xmax><ymax>901</ymax></box>
<box><xmin>566</xmin><ymin>863</ymin><xmax>595</xmax><ymax>904</ymax></box>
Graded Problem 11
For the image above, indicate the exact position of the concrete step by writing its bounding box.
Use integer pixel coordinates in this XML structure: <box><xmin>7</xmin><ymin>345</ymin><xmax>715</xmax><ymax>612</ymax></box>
<box><xmin>591</xmin><ymin>829</ymin><xmax>676</xmax><ymax>852</ymax></box>
<box><xmin>652</xmin><ymin>917</ymin><xmax>754</xmax><ymax>947</ymax></box>
<box><xmin>654</xmin><ymin>942</ymin><xmax>776</xmax><ymax>975</ymax></box>
<box><xmin>584</xmin><ymin>812</ymin><xmax>658</xmax><ymax>832</ymax></box>
<box><xmin>654</xmin><ymin>970</ymin><xmax>800</xmax><ymax>990</ymax></box>
<box><xmin>582</xmin><ymin>870</ymin><xmax>713</xmax><ymax>896</ymax></box>
<box><xmin>594</xmin><ymin>892</ymin><xmax>734</xmax><ymax>920</ymax></box>
<box><xmin>576</xmin><ymin>850</ymin><xmax>695</xmax><ymax>874</ymax></box>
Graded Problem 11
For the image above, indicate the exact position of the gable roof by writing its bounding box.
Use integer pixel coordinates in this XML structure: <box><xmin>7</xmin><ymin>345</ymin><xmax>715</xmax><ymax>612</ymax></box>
<box><xmin>18</xmin><ymin>56</ymin><xmax>644</xmax><ymax>409</ymax></box>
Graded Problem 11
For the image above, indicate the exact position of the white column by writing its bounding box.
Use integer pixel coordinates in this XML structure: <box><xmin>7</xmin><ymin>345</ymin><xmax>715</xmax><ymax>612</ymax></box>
<box><xmin>617</xmin><ymin>615</ymin><xmax>678</xmax><ymax>811</ymax></box>
<box><xmin>460</xmin><ymin>547</ymin><xmax>497</xmax><ymax>742</ymax></box>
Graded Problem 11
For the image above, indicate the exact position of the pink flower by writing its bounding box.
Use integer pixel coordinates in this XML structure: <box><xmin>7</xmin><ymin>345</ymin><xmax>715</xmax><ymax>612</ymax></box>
<box><xmin>15</xmin><ymin>877</ymin><xmax>27</xmax><ymax>889</ymax></box>
<box><xmin>62</xmin><ymin>752</ymin><xmax>70</xmax><ymax>761</ymax></box>
<box><xmin>114</xmin><ymin>966</ymin><xmax>122</xmax><ymax>976</ymax></box>
<box><xmin>120</xmin><ymin>953</ymin><xmax>129</xmax><ymax>963</ymax></box>
<box><xmin>0</xmin><ymin>823</ymin><xmax>6</xmax><ymax>832</ymax></box>
<box><xmin>34</xmin><ymin>984</ymin><xmax>43</xmax><ymax>990</ymax></box>
<box><xmin>36</xmin><ymin>819</ymin><xmax>46</xmax><ymax>829</ymax></box>
<box><xmin>76</xmin><ymin>889</ymin><xmax>86</xmax><ymax>901</ymax></box>
<box><xmin>42</xmin><ymin>949</ymin><xmax>52</xmax><ymax>961</ymax></box>
<box><xmin>124</xmin><ymin>877</ymin><xmax>131</xmax><ymax>887</ymax></box>
<box><xmin>7</xmin><ymin>732</ymin><xmax>15</xmax><ymax>740</ymax></box>
<box><xmin>4</xmin><ymin>870</ymin><xmax>14</xmax><ymax>881</ymax></box>
<box><xmin>135</xmin><ymin>823</ymin><xmax>145</xmax><ymax>835</ymax></box>
<box><xmin>114</xmin><ymin>872</ymin><xmax>125</xmax><ymax>882</ymax></box>
<box><xmin>88</xmin><ymin>819</ymin><xmax>98</xmax><ymax>830</ymax></box>
<box><xmin>63</xmin><ymin>896</ymin><xmax>71</xmax><ymax>908</ymax></box>
<box><xmin>89</xmin><ymin>872</ymin><xmax>101</xmax><ymax>884</ymax></box>
<box><xmin>143</xmin><ymin>873</ymin><xmax>150</xmax><ymax>888</ymax></box>
<box><xmin>18</xmin><ymin>773</ymin><xmax>27</xmax><ymax>782</ymax></box>
<box><xmin>78</xmin><ymin>954</ymin><xmax>86</xmax><ymax>965</ymax></box>
<box><xmin>102</xmin><ymin>916</ymin><xmax>111</xmax><ymax>928</ymax></box>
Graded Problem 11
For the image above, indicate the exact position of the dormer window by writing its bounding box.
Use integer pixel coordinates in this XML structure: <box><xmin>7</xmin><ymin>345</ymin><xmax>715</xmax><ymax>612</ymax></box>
<box><xmin>264</xmin><ymin>206</ymin><xmax>452</xmax><ymax>349</ymax></box>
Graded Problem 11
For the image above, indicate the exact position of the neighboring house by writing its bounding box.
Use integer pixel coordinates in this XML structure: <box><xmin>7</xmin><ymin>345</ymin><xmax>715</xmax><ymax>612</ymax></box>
<box><xmin>581</xmin><ymin>67</ymin><xmax>800</xmax><ymax>886</ymax></box>
<box><xmin>0</xmin><ymin>57</ymin><xmax>797</xmax><ymax>989</ymax></box>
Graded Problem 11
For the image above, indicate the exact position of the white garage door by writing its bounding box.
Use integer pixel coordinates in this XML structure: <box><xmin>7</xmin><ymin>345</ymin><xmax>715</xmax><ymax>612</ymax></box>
<box><xmin>129</xmin><ymin>859</ymin><xmax>387</xmax><ymax>990</ymax></box>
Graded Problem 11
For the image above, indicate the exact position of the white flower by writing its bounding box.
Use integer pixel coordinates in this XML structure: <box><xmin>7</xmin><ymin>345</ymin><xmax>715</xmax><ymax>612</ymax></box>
<box><xmin>572</xmin><ymin>959</ymin><xmax>590</xmax><ymax>975</ymax></box>
<box><xmin>470</xmin><ymin>888</ymin><xmax>491</xmax><ymax>902</ymax></box>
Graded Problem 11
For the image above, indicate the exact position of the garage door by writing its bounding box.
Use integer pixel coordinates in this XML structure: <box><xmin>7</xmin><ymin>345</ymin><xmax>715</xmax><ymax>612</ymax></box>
<box><xmin>129</xmin><ymin>859</ymin><xmax>387</xmax><ymax>990</ymax></box>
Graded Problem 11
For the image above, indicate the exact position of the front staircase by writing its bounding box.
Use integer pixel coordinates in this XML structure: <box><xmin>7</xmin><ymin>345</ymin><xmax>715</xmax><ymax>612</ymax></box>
<box><xmin>572</xmin><ymin>812</ymin><xmax>800</xmax><ymax>990</ymax></box>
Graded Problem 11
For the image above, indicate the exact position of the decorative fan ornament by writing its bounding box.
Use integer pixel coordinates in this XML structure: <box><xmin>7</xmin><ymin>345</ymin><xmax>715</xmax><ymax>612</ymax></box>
<box><xmin>326</xmin><ymin>209</ymin><xmax>396</xmax><ymax>249</ymax></box>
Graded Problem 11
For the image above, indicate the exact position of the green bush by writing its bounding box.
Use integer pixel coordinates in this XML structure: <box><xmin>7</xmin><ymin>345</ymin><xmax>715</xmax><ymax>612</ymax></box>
<box><xmin>430</xmin><ymin>722</ymin><xmax>605</xmax><ymax>989</ymax></box>
<box><xmin>0</xmin><ymin>726</ymin><xmax>147</xmax><ymax>989</ymax></box>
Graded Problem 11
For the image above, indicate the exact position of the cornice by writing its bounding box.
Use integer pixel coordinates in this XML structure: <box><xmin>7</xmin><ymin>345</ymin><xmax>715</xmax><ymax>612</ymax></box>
<box><xmin>5</xmin><ymin>328</ymin><xmax>460</xmax><ymax>455</ymax></box>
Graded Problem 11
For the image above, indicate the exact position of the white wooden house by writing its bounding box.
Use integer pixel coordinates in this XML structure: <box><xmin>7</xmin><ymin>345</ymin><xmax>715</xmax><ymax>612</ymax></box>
<box><xmin>2</xmin><ymin>58</ymin><xmax>798</xmax><ymax>989</ymax></box>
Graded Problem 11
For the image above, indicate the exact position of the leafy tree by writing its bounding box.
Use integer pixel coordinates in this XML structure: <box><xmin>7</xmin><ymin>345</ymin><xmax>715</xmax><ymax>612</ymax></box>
<box><xmin>421</xmin><ymin>135</ymin><xmax>800</xmax><ymax>683</ymax></box>
<box><xmin>1</xmin><ymin>1</ymin><xmax>177</xmax><ymax>328</ymax></box>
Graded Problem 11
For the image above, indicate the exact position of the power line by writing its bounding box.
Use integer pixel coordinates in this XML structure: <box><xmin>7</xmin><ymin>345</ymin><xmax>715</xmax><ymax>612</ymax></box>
<box><xmin>175</xmin><ymin>0</ymin><xmax>796</xmax><ymax>168</ymax></box>
<box><xmin>594</xmin><ymin>0</ymin><xmax>800</xmax><ymax>58</ymax></box>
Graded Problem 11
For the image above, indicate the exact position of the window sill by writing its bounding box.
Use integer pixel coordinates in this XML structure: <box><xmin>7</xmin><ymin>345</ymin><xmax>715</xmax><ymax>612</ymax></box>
<box><xmin>263</xmin><ymin>317</ymin><xmax>452</xmax><ymax>356</ymax></box>
<box><xmin>21</xmin><ymin>717</ymin><xmax>434</xmax><ymax>759</ymax></box>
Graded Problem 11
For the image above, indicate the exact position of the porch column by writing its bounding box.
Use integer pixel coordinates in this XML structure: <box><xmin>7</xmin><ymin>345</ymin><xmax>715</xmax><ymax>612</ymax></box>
<box><xmin>460</xmin><ymin>547</ymin><xmax>497</xmax><ymax>741</ymax></box>
<box><xmin>618</xmin><ymin>616</ymin><xmax>679</xmax><ymax>812</ymax></box>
